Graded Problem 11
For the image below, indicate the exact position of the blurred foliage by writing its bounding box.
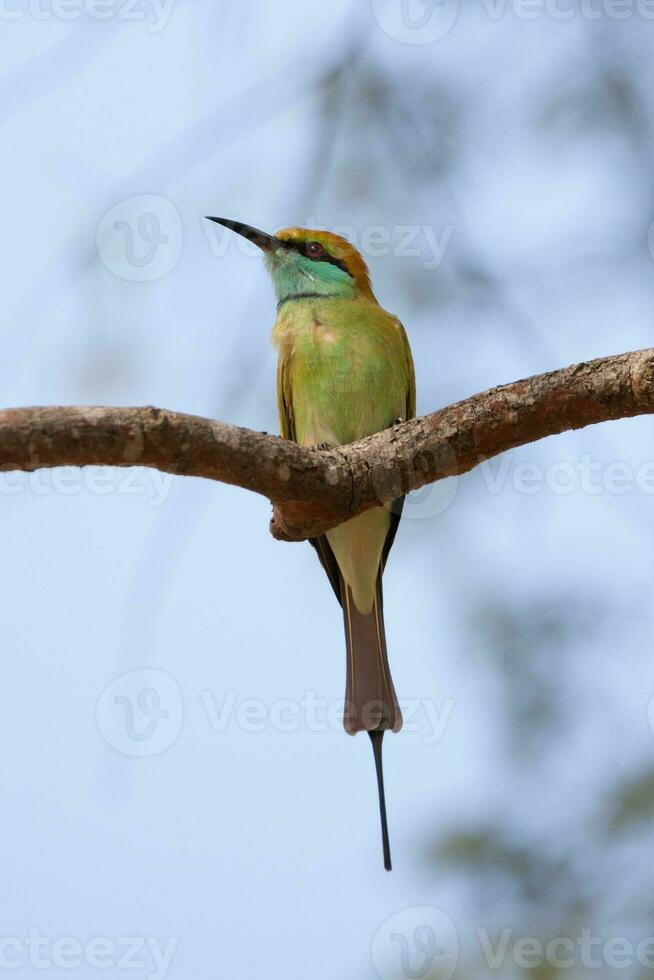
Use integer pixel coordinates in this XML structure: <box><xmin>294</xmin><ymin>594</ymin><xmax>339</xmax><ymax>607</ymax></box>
<box><xmin>605</xmin><ymin>767</ymin><xmax>654</xmax><ymax>835</ymax></box>
<box><xmin>470</xmin><ymin>592</ymin><xmax>601</xmax><ymax>757</ymax></box>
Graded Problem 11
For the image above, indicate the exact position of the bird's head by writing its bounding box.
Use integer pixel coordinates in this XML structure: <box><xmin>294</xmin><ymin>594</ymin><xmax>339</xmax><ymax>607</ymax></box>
<box><xmin>206</xmin><ymin>218</ymin><xmax>375</xmax><ymax>305</ymax></box>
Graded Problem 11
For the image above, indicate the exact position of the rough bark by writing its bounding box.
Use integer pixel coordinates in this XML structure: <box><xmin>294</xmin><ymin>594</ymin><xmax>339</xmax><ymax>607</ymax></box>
<box><xmin>1</xmin><ymin>348</ymin><xmax>652</xmax><ymax>540</ymax></box>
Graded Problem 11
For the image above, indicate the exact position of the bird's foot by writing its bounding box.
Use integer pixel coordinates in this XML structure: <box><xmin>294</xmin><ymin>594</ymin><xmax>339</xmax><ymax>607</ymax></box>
<box><xmin>391</xmin><ymin>416</ymin><xmax>405</xmax><ymax>427</ymax></box>
<box><xmin>312</xmin><ymin>442</ymin><xmax>332</xmax><ymax>451</ymax></box>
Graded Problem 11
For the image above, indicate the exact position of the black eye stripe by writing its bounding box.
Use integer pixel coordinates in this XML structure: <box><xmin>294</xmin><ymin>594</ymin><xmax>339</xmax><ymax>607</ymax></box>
<box><xmin>287</xmin><ymin>240</ymin><xmax>352</xmax><ymax>277</ymax></box>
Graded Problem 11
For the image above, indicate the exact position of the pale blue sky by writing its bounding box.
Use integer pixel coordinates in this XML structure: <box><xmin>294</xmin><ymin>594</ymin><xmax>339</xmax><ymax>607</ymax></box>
<box><xmin>2</xmin><ymin>3</ymin><xmax>654</xmax><ymax>978</ymax></box>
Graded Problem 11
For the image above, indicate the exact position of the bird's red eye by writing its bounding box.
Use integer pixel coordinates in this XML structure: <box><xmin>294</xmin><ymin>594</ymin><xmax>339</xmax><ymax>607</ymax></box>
<box><xmin>306</xmin><ymin>241</ymin><xmax>325</xmax><ymax>259</ymax></box>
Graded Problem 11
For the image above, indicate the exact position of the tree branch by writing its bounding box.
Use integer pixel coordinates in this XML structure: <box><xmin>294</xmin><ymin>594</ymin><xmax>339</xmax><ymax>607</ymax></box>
<box><xmin>1</xmin><ymin>348</ymin><xmax>653</xmax><ymax>540</ymax></box>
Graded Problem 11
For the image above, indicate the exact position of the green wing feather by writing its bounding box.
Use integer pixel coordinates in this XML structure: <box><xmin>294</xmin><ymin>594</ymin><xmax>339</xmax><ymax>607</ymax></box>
<box><xmin>277</xmin><ymin>348</ymin><xmax>343</xmax><ymax>603</ymax></box>
<box><xmin>277</xmin><ymin>353</ymin><xmax>295</xmax><ymax>441</ymax></box>
<box><xmin>392</xmin><ymin>315</ymin><xmax>416</xmax><ymax>423</ymax></box>
<box><xmin>381</xmin><ymin>316</ymin><xmax>415</xmax><ymax>570</ymax></box>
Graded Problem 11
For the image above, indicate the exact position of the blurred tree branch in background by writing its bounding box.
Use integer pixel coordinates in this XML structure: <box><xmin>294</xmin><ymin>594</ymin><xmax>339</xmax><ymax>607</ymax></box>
<box><xmin>1</xmin><ymin>347</ymin><xmax>652</xmax><ymax>541</ymax></box>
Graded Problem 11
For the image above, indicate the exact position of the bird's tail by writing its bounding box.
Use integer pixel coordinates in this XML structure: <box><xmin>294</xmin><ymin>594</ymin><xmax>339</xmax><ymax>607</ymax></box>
<box><xmin>341</xmin><ymin>574</ymin><xmax>402</xmax><ymax>736</ymax></box>
<box><xmin>341</xmin><ymin>574</ymin><xmax>401</xmax><ymax>872</ymax></box>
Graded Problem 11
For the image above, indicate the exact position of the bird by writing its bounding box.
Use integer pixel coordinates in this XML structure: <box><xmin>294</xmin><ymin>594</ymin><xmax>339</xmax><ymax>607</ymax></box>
<box><xmin>206</xmin><ymin>217</ymin><xmax>415</xmax><ymax>870</ymax></box>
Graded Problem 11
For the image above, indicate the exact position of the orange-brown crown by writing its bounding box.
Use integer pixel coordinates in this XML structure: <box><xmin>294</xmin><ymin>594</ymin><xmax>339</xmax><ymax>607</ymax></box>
<box><xmin>275</xmin><ymin>227</ymin><xmax>374</xmax><ymax>298</ymax></box>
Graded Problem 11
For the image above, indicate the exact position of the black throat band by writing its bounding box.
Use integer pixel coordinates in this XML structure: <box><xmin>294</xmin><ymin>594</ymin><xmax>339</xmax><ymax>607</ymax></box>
<box><xmin>276</xmin><ymin>292</ymin><xmax>328</xmax><ymax>311</ymax></box>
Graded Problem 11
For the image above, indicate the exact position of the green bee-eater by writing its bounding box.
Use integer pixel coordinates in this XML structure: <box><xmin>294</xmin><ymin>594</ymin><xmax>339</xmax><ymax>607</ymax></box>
<box><xmin>207</xmin><ymin>217</ymin><xmax>416</xmax><ymax>870</ymax></box>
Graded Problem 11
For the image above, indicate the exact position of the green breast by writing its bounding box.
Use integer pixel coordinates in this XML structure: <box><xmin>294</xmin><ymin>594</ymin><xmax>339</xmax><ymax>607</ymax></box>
<box><xmin>278</xmin><ymin>297</ymin><xmax>409</xmax><ymax>448</ymax></box>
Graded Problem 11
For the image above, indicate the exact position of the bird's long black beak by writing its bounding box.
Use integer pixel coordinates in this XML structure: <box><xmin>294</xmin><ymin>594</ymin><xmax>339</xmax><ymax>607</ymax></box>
<box><xmin>205</xmin><ymin>216</ymin><xmax>281</xmax><ymax>253</ymax></box>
